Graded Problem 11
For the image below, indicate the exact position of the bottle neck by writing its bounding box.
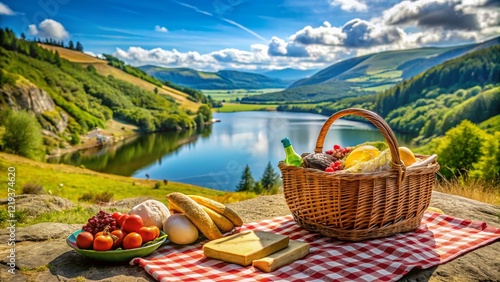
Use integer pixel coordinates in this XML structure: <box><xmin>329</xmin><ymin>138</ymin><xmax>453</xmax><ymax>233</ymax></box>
<box><xmin>284</xmin><ymin>145</ymin><xmax>296</xmax><ymax>155</ymax></box>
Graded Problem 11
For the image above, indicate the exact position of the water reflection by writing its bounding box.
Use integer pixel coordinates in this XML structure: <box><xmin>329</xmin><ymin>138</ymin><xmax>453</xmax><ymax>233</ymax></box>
<box><xmin>49</xmin><ymin>112</ymin><xmax>412</xmax><ymax>191</ymax></box>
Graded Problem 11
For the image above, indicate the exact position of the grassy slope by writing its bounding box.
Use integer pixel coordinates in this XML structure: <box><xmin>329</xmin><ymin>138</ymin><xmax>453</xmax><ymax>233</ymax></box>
<box><xmin>0</xmin><ymin>152</ymin><xmax>230</xmax><ymax>202</ymax></box>
<box><xmin>0</xmin><ymin>151</ymin><xmax>265</xmax><ymax>210</ymax></box>
<box><xmin>216</xmin><ymin>103</ymin><xmax>278</xmax><ymax>112</ymax></box>
<box><xmin>39</xmin><ymin>45</ymin><xmax>201</xmax><ymax>113</ymax></box>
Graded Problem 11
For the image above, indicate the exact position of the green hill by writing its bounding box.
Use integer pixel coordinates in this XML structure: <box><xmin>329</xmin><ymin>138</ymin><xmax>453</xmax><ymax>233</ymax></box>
<box><xmin>0</xmin><ymin>28</ymin><xmax>211</xmax><ymax>156</ymax></box>
<box><xmin>246</xmin><ymin>37</ymin><xmax>499</xmax><ymax>104</ymax></box>
<box><xmin>139</xmin><ymin>65</ymin><xmax>291</xmax><ymax>90</ymax></box>
<box><xmin>287</xmin><ymin>45</ymin><xmax>500</xmax><ymax>140</ymax></box>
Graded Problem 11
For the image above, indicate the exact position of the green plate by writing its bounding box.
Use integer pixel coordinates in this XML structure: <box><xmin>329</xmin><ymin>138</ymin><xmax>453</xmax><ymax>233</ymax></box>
<box><xmin>66</xmin><ymin>229</ymin><xmax>167</xmax><ymax>262</ymax></box>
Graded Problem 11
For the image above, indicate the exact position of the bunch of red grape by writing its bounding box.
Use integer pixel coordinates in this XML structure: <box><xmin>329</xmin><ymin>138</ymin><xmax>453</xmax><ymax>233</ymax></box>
<box><xmin>325</xmin><ymin>161</ymin><xmax>343</xmax><ymax>172</ymax></box>
<box><xmin>82</xmin><ymin>210</ymin><xmax>117</xmax><ymax>235</ymax></box>
<box><xmin>325</xmin><ymin>144</ymin><xmax>351</xmax><ymax>159</ymax></box>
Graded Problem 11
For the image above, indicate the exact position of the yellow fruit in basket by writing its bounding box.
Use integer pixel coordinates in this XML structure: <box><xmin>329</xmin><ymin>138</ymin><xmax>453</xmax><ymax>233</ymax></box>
<box><xmin>344</xmin><ymin>145</ymin><xmax>380</xmax><ymax>169</ymax></box>
<box><xmin>398</xmin><ymin>147</ymin><xmax>417</xmax><ymax>166</ymax></box>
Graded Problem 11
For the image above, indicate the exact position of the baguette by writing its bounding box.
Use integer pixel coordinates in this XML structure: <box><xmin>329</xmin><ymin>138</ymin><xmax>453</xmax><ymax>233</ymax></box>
<box><xmin>168</xmin><ymin>201</ymin><xmax>182</xmax><ymax>214</ymax></box>
<box><xmin>201</xmin><ymin>206</ymin><xmax>234</xmax><ymax>233</ymax></box>
<box><xmin>188</xmin><ymin>195</ymin><xmax>243</xmax><ymax>227</ymax></box>
<box><xmin>166</xmin><ymin>192</ymin><xmax>223</xmax><ymax>240</ymax></box>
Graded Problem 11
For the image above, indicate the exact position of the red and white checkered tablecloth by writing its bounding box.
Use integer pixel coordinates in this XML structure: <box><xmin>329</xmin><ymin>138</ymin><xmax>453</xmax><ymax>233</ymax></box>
<box><xmin>131</xmin><ymin>212</ymin><xmax>500</xmax><ymax>282</ymax></box>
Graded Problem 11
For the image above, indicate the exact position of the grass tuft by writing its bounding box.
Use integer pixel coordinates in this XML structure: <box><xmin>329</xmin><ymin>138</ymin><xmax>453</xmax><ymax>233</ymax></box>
<box><xmin>434</xmin><ymin>176</ymin><xmax>500</xmax><ymax>205</ymax></box>
<box><xmin>22</xmin><ymin>183</ymin><xmax>45</xmax><ymax>195</ymax></box>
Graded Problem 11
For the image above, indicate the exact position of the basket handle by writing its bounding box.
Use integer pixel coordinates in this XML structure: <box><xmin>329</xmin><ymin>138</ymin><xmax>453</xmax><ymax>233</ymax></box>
<box><xmin>314</xmin><ymin>108</ymin><xmax>405</xmax><ymax>183</ymax></box>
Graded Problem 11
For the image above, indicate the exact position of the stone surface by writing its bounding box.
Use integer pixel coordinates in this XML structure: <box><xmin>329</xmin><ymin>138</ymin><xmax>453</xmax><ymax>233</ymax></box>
<box><xmin>0</xmin><ymin>192</ymin><xmax>498</xmax><ymax>282</ymax></box>
<box><xmin>0</xmin><ymin>222</ymin><xmax>82</xmax><ymax>242</ymax></box>
<box><xmin>0</xmin><ymin>195</ymin><xmax>74</xmax><ymax>218</ymax></box>
<box><xmin>1</xmin><ymin>83</ymin><xmax>55</xmax><ymax>114</ymax></box>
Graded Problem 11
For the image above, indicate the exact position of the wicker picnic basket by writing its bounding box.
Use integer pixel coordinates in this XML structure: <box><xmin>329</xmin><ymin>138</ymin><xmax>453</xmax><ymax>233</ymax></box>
<box><xmin>278</xmin><ymin>108</ymin><xmax>440</xmax><ymax>241</ymax></box>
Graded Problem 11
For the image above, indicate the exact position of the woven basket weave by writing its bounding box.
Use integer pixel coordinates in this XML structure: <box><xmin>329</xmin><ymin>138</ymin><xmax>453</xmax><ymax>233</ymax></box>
<box><xmin>278</xmin><ymin>108</ymin><xmax>440</xmax><ymax>241</ymax></box>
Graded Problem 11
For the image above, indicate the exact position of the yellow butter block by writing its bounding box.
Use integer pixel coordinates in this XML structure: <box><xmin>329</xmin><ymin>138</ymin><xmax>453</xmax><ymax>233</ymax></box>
<box><xmin>202</xmin><ymin>230</ymin><xmax>289</xmax><ymax>266</ymax></box>
<box><xmin>252</xmin><ymin>240</ymin><xmax>310</xmax><ymax>272</ymax></box>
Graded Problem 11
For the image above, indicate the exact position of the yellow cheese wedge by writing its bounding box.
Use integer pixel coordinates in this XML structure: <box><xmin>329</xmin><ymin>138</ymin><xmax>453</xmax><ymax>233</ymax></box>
<box><xmin>202</xmin><ymin>230</ymin><xmax>289</xmax><ymax>266</ymax></box>
<box><xmin>252</xmin><ymin>240</ymin><xmax>310</xmax><ymax>272</ymax></box>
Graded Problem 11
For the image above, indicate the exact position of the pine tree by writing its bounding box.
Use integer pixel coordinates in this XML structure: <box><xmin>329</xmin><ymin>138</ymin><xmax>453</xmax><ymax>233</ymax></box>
<box><xmin>76</xmin><ymin>41</ymin><xmax>84</xmax><ymax>51</ymax></box>
<box><xmin>68</xmin><ymin>40</ymin><xmax>74</xmax><ymax>49</ymax></box>
<box><xmin>253</xmin><ymin>181</ymin><xmax>264</xmax><ymax>194</ymax></box>
<box><xmin>235</xmin><ymin>165</ymin><xmax>254</xmax><ymax>192</ymax></box>
<box><xmin>260</xmin><ymin>161</ymin><xmax>279</xmax><ymax>191</ymax></box>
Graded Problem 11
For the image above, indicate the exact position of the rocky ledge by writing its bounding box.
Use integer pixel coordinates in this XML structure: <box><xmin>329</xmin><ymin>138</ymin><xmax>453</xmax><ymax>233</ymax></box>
<box><xmin>0</xmin><ymin>191</ymin><xmax>499</xmax><ymax>282</ymax></box>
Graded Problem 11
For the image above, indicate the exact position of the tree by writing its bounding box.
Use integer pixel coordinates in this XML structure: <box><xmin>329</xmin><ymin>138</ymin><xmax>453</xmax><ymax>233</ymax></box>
<box><xmin>197</xmin><ymin>104</ymin><xmax>212</xmax><ymax>123</ymax></box>
<box><xmin>75</xmin><ymin>41</ymin><xmax>84</xmax><ymax>52</ymax></box>
<box><xmin>260</xmin><ymin>161</ymin><xmax>279</xmax><ymax>191</ymax></box>
<box><xmin>194</xmin><ymin>113</ymin><xmax>205</xmax><ymax>127</ymax></box>
<box><xmin>20</xmin><ymin>33</ymin><xmax>26</xmax><ymax>40</ymax></box>
<box><xmin>154</xmin><ymin>87</ymin><xmax>158</xmax><ymax>95</ymax></box>
<box><xmin>235</xmin><ymin>165</ymin><xmax>255</xmax><ymax>192</ymax></box>
<box><xmin>470</xmin><ymin>132</ymin><xmax>500</xmax><ymax>181</ymax></box>
<box><xmin>253</xmin><ymin>181</ymin><xmax>264</xmax><ymax>194</ymax></box>
<box><xmin>2</xmin><ymin>111</ymin><xmax>44</xmax><ymax>160</ymax></box>
<box><xmin>436</xmin><ymin>120</ymin><xmax>486</xmax><ymax>179</ymax></box>
<box><xmin>67</xmin><ymin>40</ymin><xmax>74</xmax><ymax>49</ymax></box>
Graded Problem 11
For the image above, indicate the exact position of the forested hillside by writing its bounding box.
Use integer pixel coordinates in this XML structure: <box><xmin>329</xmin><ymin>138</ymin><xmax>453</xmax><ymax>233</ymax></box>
<box><xmin>245</xmin><ymin>37</ymin><xmax>499</xmax><ymax>104</ymax></box>
<box><xmin>0</xmin><ymin>28</ymin><xmax>212</xmax><ymax>157</ymax></box>
<box><xmin>278</xmin><ymin>45</ymin><xmax>500</xmax><ymax>139</ymax></box>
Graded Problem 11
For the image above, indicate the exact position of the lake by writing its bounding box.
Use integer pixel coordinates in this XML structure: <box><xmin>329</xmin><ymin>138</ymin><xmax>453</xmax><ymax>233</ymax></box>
<box><xmin>48</xmin><ymin>111</ymin><xmax>412</xmax><ymax>191</ymax></box>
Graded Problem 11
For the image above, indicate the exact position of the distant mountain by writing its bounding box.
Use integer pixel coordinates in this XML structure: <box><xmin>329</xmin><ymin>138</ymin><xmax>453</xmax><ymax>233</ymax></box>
<box><xmin>243</xmin><ymin>36</ymin><xmax>499</xmax><ymax>104</ymax></box>
<box><xmin>261</xmin><ymin>68</ymin><xmax>318</xmax><ymax>81</ymax></box>
<box><xmin>290</xmin><ymin>36</ymin><xmax>499</xmax><ymax>91</ymax></box>
<box><xmin>278</xmin><ymin>45</ymin><xmax>500</xmax><ymax>139</ymax></box>
<box><xmin>139</xmin><ymin>66</ymin><xmax>291</xmax><ymax>90</ymax></box>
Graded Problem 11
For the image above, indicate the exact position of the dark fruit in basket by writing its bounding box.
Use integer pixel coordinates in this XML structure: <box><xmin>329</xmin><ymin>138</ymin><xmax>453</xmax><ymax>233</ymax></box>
<box><xmin>82</xmin><ymin>210</ymin><xmax>117</xmax><ymax>235</ymax></box>
<box><xmin>302</xmin><ymin>153</ymin><xmax>335</xmax><ymax>170</ymax></box>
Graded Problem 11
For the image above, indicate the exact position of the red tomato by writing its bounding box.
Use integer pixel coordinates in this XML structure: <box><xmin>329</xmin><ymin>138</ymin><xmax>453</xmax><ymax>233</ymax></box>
<box><xmin>152</xmin><ymin>226</ymin><xmax>160</xmax><ymax>238</ymax></box>
<box><xmin>138</xmin><ymin>226</ymin><xmax>159</xmax><ymax>243</ymax></box>
<box><xmin>93</xmin><ymin>234</ymin><xmax>113</xmax><ymax>251</ymax></box>
<box><xmin>122</xmin><ymin>232</ymin><xmax>143</xmax><ymax>249</ymax></box>
<box><xmin>122</xmin><ymin>214</ymin><xmax>143</xmax><ymax>233</ymax></box>
<box><xmin>111</xmin><ymin>229</ymin><xmax>128</xmax><ymax>249</ymax></box>
<box><xmin>117</xmin><ymin>214</ymin><xmax>129</xmax><ymax>227</ymax></box>
<box><xmin>76</xmin><ymin>231</ymin><xmax>94</xmax><ymax>249</ymax></box>
<box><xmin>112</xmin><ymin>212</ymin><xmax>126</xmax><ymax>222</ymax></box>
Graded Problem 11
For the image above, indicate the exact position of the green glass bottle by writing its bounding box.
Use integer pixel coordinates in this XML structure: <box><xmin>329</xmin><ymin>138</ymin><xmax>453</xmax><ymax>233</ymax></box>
<box><xmin>281</xmin><ymin>137</ymin><xmax>303</xmax><ymax>167</ymax></box>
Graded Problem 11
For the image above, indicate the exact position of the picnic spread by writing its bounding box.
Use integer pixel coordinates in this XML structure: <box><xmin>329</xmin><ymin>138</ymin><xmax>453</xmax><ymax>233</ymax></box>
<box><xmin>132</xmin><ymin>212</ymin><xmax>500</xmax><ymax>282</ymax></box>
<box><xmin>66</xmin><ymin>108</ymin><xmax>500</xmax><ymax>281</ymax></box>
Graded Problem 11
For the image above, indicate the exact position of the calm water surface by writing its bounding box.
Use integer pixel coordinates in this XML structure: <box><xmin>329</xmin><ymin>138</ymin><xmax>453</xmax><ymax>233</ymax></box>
<box><xmin>49</xmin><ymin>112</ymin><xmax>412</xmax><ymax>191</ymax></box>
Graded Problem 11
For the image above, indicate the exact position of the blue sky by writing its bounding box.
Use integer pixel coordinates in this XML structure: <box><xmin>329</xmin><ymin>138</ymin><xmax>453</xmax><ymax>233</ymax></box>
<box><xmin>1</xmin><ymin>0</ymin><xmax>499</xmax><ymax>71</ymax></box>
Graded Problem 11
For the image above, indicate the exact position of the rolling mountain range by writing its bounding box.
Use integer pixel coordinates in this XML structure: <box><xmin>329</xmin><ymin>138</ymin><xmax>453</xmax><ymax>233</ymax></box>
<box><xmin>138</xmin><ymin>66</ymin><xmax>291</xmax><ymax>90</ymax></box>
<box><xmin>243</xmin><ymin>36</ymin><xmax>500</xmax><ymax>103</ymax></box>
<box><xmin>276</xmin><ymin>44</ymin><xmax>500</xmax><ymax>140</ymax></box>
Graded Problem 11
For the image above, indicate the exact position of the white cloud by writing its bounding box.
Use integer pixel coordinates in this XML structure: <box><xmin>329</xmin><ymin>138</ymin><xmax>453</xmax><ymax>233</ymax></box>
<box><xmin>285</xmin><ymin>20</ymin><xmax>405</xmax><ymax>49</ymax></box>
<box><xmin>84</xmin><ymin>51</ymin><xmax>105</xmax><ymax>59</ymax></box>
<box><xmin>381</xmin><ymin>0</ymin><xmax>498</xmax><ymax>31</ymax></box>
<box><xmin>155</xmin><ymin>25</ymin><xmax>168</xmax><ymax>33</ymax></box>
<box><xmin>330</xmin><ymin>0</ymin><xmax>368</xmax><ymax>12</ymax></box>
<box><xmin>114</xmin><ymin>0</ymin><xmax>499</xmax><ymax>72</ymax></box>
<box><xmin>0</xmin><ymin>2</ymin><xmax>14</xmax><ymax>15</ymax></box>
<box><xmin>28</xmin><ymin>19</ymin><xmax>69</xmax><ymax>40</ymax></box>
<box><xmin>291</xmin><ymin>21</ymin><xmax>345</xmax><ymax>46</ymax></box>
